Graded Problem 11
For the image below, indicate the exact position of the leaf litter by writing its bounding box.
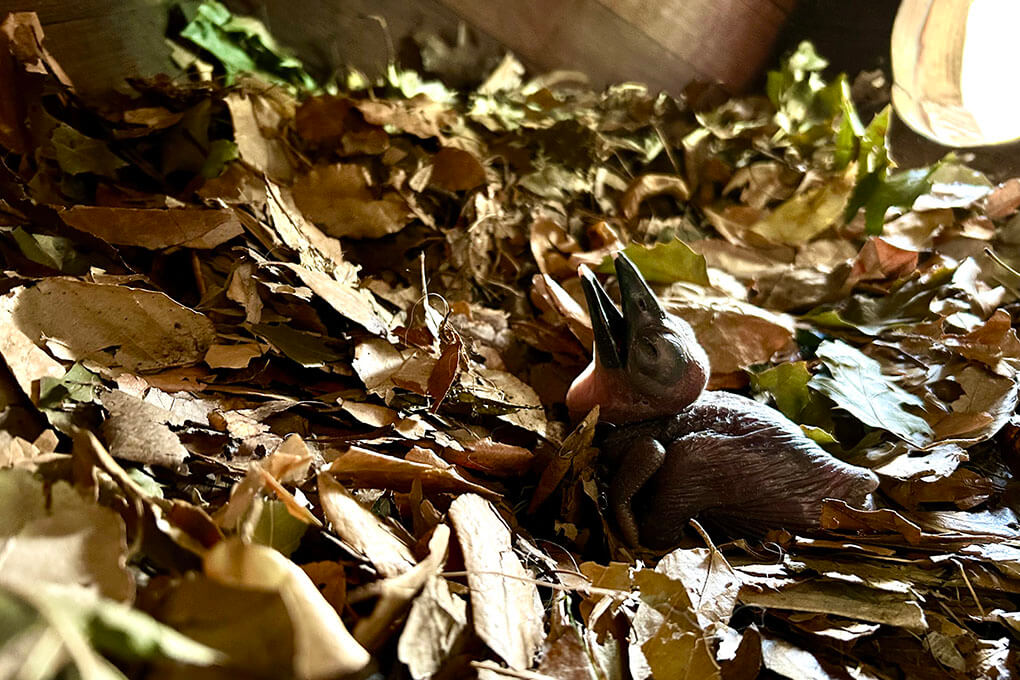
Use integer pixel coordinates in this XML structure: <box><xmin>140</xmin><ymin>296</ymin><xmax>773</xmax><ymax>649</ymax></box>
<box><xmin>0</xmin><ymin>6</ymin><xmax>1018</xmax><ymax>678</ymax></box>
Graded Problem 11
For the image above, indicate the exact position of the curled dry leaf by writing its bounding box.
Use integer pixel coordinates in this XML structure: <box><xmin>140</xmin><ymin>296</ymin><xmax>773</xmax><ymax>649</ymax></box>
<box><xmin>449</xmin><ymin>494</ymin><xmax>545</xmax><ymax>670</ymax></box>
<box><xmin>317</xmin><ymin>472</ymin><xmax>416</xmax><ymax>578</ymax></box>
<box><xmin>5</xmin><ymin>278</ymin><xmax>215</xmax><ymax>372</ymax></box>
<box><xmin>0</xmin><ymin>468</ymin><xmax>134</xmax><ymax>602</ymax></box>
<box><xmin>397</xmin><ymin>574</ymin><xmax>469</xmax><ymax>680</ymax></box>
<box><xmin>204</xmin><ymin>538</ymin><xmax>371</xmax><ymax>680</ymax></box>
<box><xmin>353</xmin><ymin>524</ymin><xmax>451</xmax><ymax>651</ymax></box>
<box><xmin>621</xmin><ymin>173</ymin><xmax>691</xmax><ymax>220</ymax></box>
<box><xmin>61</xmin><ymin>206</ymin><xmax>243</xmax><ymax>249</ymax></box>
<box><xmin>329</xmin><ymin>446</ymin><xmax>500</xmax><ymax>498</ymax></box>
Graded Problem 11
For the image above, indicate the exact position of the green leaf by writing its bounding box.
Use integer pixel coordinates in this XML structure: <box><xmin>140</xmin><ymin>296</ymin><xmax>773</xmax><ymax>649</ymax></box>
<box><xmin>751</xmin><ymin>168</ymin><xmax>856</xmax><ymax>245</ymax></box>
<box><xmin>597</xmin><ymin>239</ymin><xmax>710</xmax><ymax>286</ymax></box>
<box><xmin>86</xmin><ymin>595</ymin><xmax>224</xmax><ymax>665</ymax></box>
<box><xmin>801</xmin><ymin>424</ymin><xmax>838</xmax><ymax>444</ymax></box>
<box><xmin>2</xmin><ymin>582</ymin><xmax>225</xmax><ymax>673</ymax></box>
<box><xmin>864</xmin><ymin>167</ymin><xmax>935</xmax><ymax>235</ymax></box>
<box><xmin>38</xmin><ymin>363</ymin><xmax>103</xmax><ymax>409</ymax></box>
<box><xmin>750</xmin><ymin>362</ymin><xmax>813</xmax><ymax>421</ymax></box>
<box><xmin>809</xmin><ymin>340</ymin><xmax>933</xmax><ymax>446</ymax></box>
<box><xmin>846</xmin><ymin>165</ymin><xmax>934</xmax><ymax>236</ymax></box>
<box><xmin>177</xmin><ymin>0</ymin><xmax>316</xmax><ymax>91</ymax></box>
<box><xmin>858</xmin><ymin>106</ymin><xmax>890</xmax><ymax>176</ymax></box>
<box><xmin>252</xmin><ymin>499</ymin><xmax>308</xmax><ymax>557</ymax></box>
<box><xmin>12</xmin><ymin>228</ymin><xmax>89</xmax><ymax>274</ymax></box>
<box><xmin>200</xmin><ymin>139</ymin><xmax>239</xmax><ymax>178</ymax></box>
<box><xmin>50</xmin><ymin>124</ymin><xmax>128</xmax><ymax>177</ymax></box>
<box><xmin>38</xmin><ymin>363</ymin><xmax>102</xmax><ymax>406</ymax></box>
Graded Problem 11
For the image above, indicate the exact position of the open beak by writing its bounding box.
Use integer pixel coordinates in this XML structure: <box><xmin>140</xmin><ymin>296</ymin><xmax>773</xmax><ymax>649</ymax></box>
<box><xmin>578</xmin><ymin>253</ymin><xmax>668</xmax><ymax>369</ymax></box>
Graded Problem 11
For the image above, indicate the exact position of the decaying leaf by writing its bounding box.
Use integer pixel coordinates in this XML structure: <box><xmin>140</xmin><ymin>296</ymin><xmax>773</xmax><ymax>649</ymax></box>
<box><xmin>449</xmin><ymin>494</ymin><xmax>545</xmax><ymax>670</ymax></box>
<box><xmin>5</xmin><ymin>278</ymin><xmax>215</xmax><ymax>373</ymax></box>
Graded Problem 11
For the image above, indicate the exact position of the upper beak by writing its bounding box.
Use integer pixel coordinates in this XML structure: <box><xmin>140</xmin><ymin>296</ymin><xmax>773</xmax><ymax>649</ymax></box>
<box><xmin>614</xmin><ymin>252</ymin><xmax>668</xmax><ymax>336</ymax></box>
<box><xmin>578</xmin><ymin>253</ymin><xmax>667</xmax><ymax>369</ymax></box>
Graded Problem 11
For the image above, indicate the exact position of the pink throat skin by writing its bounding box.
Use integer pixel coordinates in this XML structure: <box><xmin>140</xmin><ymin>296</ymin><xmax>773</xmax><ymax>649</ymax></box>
<box><xmin>565</xmin><ymin>358</ymin><xmax>707</xmax><ymax>424</ymax></box>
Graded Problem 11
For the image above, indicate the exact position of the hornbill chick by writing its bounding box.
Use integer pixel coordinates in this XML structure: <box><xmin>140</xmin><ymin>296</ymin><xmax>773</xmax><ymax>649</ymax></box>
<box><xmin>566</xmin><ymin>254</ymin><xmax>879</xmax><ymax>549</ymax></box>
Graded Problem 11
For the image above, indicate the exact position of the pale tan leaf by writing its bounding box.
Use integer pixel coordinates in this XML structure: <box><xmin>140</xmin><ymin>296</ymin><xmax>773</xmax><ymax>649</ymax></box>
<box><xmin>317</xmin><ymin>472</ymin><xmax>415</xmax><ymax>578</ymax></box>
<box><xmin>204</xmin><ymin>343</ymin><xmax>264</xmax><ymax>369</ymax></box>
<box><xmin>225</xmin><ymin>91</ymin><xmax>295</xmax><ymax>183</ymax></box>
<box><xmin>631</xmin><ymin>570</ymin><xmax>721</xmax><ymax>680</ymax></box>
<box><xmin>738</xmin><ymin>581</ymin><xmax>928</xmax><ymax>632</ymax></box>
<box><xmin>204</xmin><ymin>538</ymin><xmax>370</xmax><ymax>680</ymax></box>
<box><xmin>6</xmin><ymin>279</ymin><xmax>215</xmax><ymax>372</ymax></box>
<box><xmin>449</xmin><ymin>494</ymin><xmax>545</xmax><ymax>670</ymax></box>
<box><xmin>397</xmin><ymin>575</ymin><xmax>468</xmax><ymax>680</ymax></box>
<box><xmin>0</xmin><ymin>294</ymin><xmax>64</xmax><ymax>402</ymax></box>
<box><xmin>279</xmin><ymin>262</ymin><xmax>391</xmax><ymax>336</ymax></box>
<box><xmin>0</xmin><ymin>469</ymin><xmax>134</xmax><ymax>602</ymax></box>
<box><xmin>353</xmin><ymin>524</ymin><xmax>451</xmax><ymax>651</ymax></box>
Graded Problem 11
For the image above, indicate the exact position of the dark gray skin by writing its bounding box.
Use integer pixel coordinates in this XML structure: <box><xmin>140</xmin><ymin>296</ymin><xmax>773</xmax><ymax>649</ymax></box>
<box><xmin>566</xmin><ymin>254</ymin><xmax>879</xmax><ymax>548</ymax></box>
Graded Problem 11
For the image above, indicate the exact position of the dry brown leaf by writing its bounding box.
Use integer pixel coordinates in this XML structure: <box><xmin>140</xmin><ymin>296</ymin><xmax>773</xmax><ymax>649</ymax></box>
<box><xmin>101</xmin><ymin>389</ymin><xmax>190</xmax><ymax>470</ymax></box>
<box><xmin>204</xmin><ymin>342</ymin><xmax>264</xmax><ymax>369</ymax></box>
<box><xmin>884</xmin><ymin>467</ymin><xmax>1000</xmax><ymax>510</ymax></box>
<box><xmin>329</xmin><ymin>446</ymin><xmax>500</xmax><ymax>498</ymax></box>
<box><xmin>449</xmin><ymin>494</ymin><xmax>545</xmax><ymax>670</ymax></box>
<box><xmin>317</xmin><ymin>472</ymin><xmax>416</xmax><ymax>578</ymax></box>
<box><xmin>397</xmin><ymin>574</ymin><xmax>469</xmax><ymax>680</ymax></box>
<box><xmin>353</xmin><ymin>524</ymin><xmax>451</xmax><ymax>651</ymax></box>
<box><xmin>662</xmin><ymin>289</ymin><xmax>797</xmax><ymax>376</ymax></box>
<box><xmin>279</xmin><ymin>262</ymin><xmax>392</xmax><ymax>336</ymax></box>
<box><xmin>631</xmin><ymin>569</ymin><xmax>721</xmax><ymax>680</ymax></box>
<box><xmin>430</xmin><ymin>147</ymin><xmax>487</xmax><ymax>192</ymax></box>
<box><xmin>530</xmin><ymin>274</ymin><xmax>594</xmax><ymax>350</ymax></box>
<box><xmin>204</xmin><ymin>537</ymin><xmax>371</xmax><ymax>680</ymax></box>
<box><xmin>301</xmin><ymin>561</ymin><xmax>347</xmax><ymax>614</ymax></box>
<box><xmin>295</xmin><ymin>95</ymin><xmax>389</xmax><ymax>153</ymax></box>
<box><xmin>6</xmin><ymin>278</ymin><xmax>215</xmax><ymax>372</ymax></box>
<box><xmin>845</xmin><ymin>237</ymin><xmax>919</xmax><ymax>288</ymax></box>
<box><xmin>820</xmin><ymin>500</ymin><xmax>925</xmax><ymax>544</ymax></box>
<box><xmin>354</xmin><ymin>95</ymin><xmax>455</xmax><ymax>139</ymax></box>
<box><xmin>225</xmin><ymin>90</ymin><xmax>295</xmax><ymax>183</ymax></box>
<box><xmin>292</xmin><ymin>163</ymin><xmax>412</xmax><ymax>239</ymax></box>
<box><xmin>0</xmin><ymin>468</ymin><xmax>134</xmax><ymax>602</ymax></box>
<box><xmin>741</xmin><ymin>579</ymin><xmax>928</xmax><ymax>632</ymax></box>
<box><xmin>442</xmin><ymin>438</ymin><xmax>534</xmax><ymax>476</ymax></box>
<box><xmin>61</xmin><ymin>206</ymin><xmax>243</xmax><ymax>249</ymax></box>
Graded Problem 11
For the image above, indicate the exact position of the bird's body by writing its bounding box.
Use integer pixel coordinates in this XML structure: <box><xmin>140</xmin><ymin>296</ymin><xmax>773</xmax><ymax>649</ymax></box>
<box><xmin>600</xmin><ymin>391</ymin><xmax>878</xmax><ymax>547</ymax></box>
<box><xmin>568</xmin><ymin>255</ymin><xmax>879</xmax><ymax>547</ymax></box>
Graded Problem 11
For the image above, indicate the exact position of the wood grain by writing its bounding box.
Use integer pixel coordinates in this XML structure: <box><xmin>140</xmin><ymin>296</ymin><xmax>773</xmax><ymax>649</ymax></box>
<box><xmin>3</xmin><ymin>0</ymin><xmax>794</xmax><ymax>95</ymax></box>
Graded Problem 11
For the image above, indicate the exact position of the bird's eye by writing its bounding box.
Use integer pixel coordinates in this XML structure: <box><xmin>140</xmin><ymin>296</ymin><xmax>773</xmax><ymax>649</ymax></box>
<box><xmin>638</xmin><ymin>337</ymin><xmax>659</xmax><ymax>362</ymax></box>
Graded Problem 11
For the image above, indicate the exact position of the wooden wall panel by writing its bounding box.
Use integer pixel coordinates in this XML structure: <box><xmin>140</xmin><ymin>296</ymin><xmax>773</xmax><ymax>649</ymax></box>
<box><xmin>3</xmin><ymin>0</ymin><xmax>796</xmax><ymax>95</ymax></box>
